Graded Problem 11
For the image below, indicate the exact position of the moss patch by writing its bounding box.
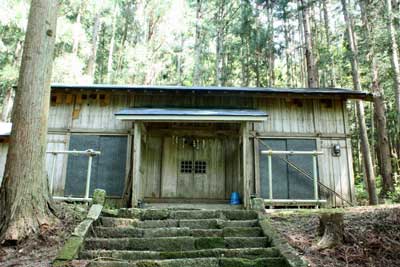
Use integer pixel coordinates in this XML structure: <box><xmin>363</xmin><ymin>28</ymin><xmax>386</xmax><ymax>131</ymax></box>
<box><xmin>195</xmin><ymin>237</ymin><xmax>225</xmax><ymax>249</ymax></box>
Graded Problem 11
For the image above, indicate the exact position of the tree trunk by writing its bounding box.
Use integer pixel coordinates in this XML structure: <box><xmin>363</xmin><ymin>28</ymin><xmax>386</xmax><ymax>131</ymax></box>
<box><xmin>106</xmin><ymin>4</ymin><xmax>118</xmax><ymax>83</ymax></box>
<box><xmin>267</xmin><ymin>3</ymin><xmax>275</xmax><ymax>87</ymax></box>
<box><xmin>283</xmin><ymin>5</ymin><xmax>292</xmax><ymax>87</ymax></box>
<box><xmin>341</xmin><ymin>0</ymin><xmax>378</xmax><ymax>205</ymax></box>
<box><xmin>86</xmin><ymin>11</ymin><xmax>101</xmax><ymax>83</ymax></box>
<box><xmin>72</xmin><ymin>0</ymin><xmax>87</xmax><ymax>56</ymax></box>
<box><xmin>215</xmin><ymin>1</ymin><xmax>226</xmax><ymax>87</ymax></box>
<box><xmin>360</xmin><ymin>0</ymin><xmax>394</xmax><ymax>196</ymax></box>
<box><xmin>193</xmin><ymin>0</ymin><xmax>202</xmax><ymax>86</ymax></box>
<box><xmin>317</xmin><ymin>212</ymin><xmax>344</xmax><ymax>249</ymax></box>
<box><xmin>0</xmin><ymin>0</ymin><xmax>59</xmax><ymax>242</ymax></box>
<box><xmin>322</xmin><ymin>0</ymin><xmax>335</xmax><ymax>87</ymax></box>
<box><xmin>386</xmin><ymin>0</ymin><xmax>400</xmax><ymax>152</ymax></box>
<box><xmin>300</xmin><ymin>0</ymin><xmax>318</xmax><ymax>88</ymax></box>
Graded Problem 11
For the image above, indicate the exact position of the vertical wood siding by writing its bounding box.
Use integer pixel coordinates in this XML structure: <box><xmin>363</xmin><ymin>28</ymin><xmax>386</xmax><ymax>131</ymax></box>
<box><xmin>46</xmin><ymin>134</ymin><xmax>68</xmax><ymax>195</ymax></box>
<box><xmin>318</xmin><ymin>138</ymin><xmax>352</xmax><ymax>206</ymax></box>
<box><xmin>72</xmin><ymin>95</ymin><xmax>133</xmax><ymax>130</ymax></box>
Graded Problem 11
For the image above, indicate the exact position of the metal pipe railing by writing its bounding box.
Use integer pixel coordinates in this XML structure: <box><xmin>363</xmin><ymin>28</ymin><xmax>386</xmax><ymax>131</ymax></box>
<box><xmin>46</xmin><ymin>149</ymin><xmax>101</xmax><ymax>201</ymax></box>
<box><xmin>260</xmin><ymin>150</ymin><xmax>323</xmax><ymax>206</ymax></box>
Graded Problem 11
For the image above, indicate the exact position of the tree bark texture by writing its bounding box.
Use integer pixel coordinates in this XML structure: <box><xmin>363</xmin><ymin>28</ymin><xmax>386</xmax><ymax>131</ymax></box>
<box><xmin>0</xmin><ymin>0</ymin><xmax>59</xmax><ymax>242</ymax></box>
<box><xmin>360</xmin><ymin>0</ymin><xmax>394</xmax><ymax>196</ymax></box>
<box><xmin>193</xmin><ymin>0</ymin><xmax>202</xmax><ymax>86</ymax></box>
<box><xmin>267</xmin><ymin>3</ymin><xmax>275</xmax><ymax>87</ymax></box>
<box><xmin>341</xmin><ymin>0</ymin><xmax>378</xmax><ymax>205</ymax></box>
<box><xmin>300</xmin><ymin>0</ymin><xmax>318</xmax><ymax>88</ymax></box>
<box><xmin>322</xmin><ymin>0</ymin><xmax>335</xmax><ymax>87</ymax></box>
<box><xmin>386</xmin><ymin>0</ymin><xmax>400</xmax><ymax>150</ymax></box>
<box><xmin>106</xmin><ymin>3</ymin><xmax>118</xmax><ymax>83</ymax></box>
<box><xmin>87</xmin><ymin>11</ymin><xmax>101</xmax><ymax>83</ymax></box>
<box><xmin>317</xmin><ymin>212</ymin><xmax>344</xmax><ymax>249</ymax></box>
<box><xmin>72</xmin><ymin>0</ymin><xmax>87</xmax><ymax>56</ymax></box>
<box><xmin>215</xmin><ymin>0</ymin><xmax>226</xmax><ymax>87</ymax></box>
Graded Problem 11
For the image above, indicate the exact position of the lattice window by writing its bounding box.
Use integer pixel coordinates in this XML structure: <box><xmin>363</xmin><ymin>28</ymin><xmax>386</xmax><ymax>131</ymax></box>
<box><xmin>180</xmin><ymin>161</ymin><xmax>193</xmax><ymax>173</ymax></box>
<box><xmin>194</xmin><ymin>161</ymin><xmax>207</xmax><ymax>174</ymax></box>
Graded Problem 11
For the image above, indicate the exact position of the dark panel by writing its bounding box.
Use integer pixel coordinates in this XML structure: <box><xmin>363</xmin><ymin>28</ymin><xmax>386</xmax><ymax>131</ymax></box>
<box><xmin>64</xmin><ymin>135</ymin><xmax>99</xmax><ymax>197</ymax></box>
<box><xmin>65</xmin><ymin>135</ymin><xmax>128</xmax><ymax>197</ymax></box>
<box><xmin>97</xmin><ymin>136</ymin><xmax>128</xmax><ymax>197</ymax></box>
<box><xmin>259</xmin><ymin>139</ymin><xmax>288</xmax><ymax>199</ymax></box>
<box><xmin>287</xmin><ymin>139</ymin><xmax>316</xmax><ymax>199</ymax></box>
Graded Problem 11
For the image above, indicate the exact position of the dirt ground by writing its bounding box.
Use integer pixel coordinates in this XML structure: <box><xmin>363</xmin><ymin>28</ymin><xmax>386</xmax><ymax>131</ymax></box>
<box><xmin>269</xmin><ymin>204</ymin><xmax>400</xmax><ymax>267</ymax></box>
<box><xmin>0</xmin><ymin>203</ymin><xmax>87</xmax><ymax>267</ymax></box>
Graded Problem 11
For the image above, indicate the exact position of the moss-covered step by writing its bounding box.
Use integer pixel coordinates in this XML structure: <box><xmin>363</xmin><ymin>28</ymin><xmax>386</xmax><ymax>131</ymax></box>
<box><xmin>220</xmin><ymin>210</ymin><xmax>258</xmax><ymax>220</ymax></box>
<box><xmin>80</xmin><ymin>247</ymin><xmax>281</xmax><ymax>261</ymax></box>
<box><xmin>84</xmin><ymin>237</ymin><xmax>268</xmax><ymax>251</ymax></box>
<box><xmin>222</xmin><ymin>220</ymin><xmax>258</xmax><ymax>228</ymax></box>
<box><xmin>99</xmin><ymin>217</ymin><xmax>139</xmax><ymax>227</ymax></box>
<box><xmin>222</xmin><ymin>227</ymin><xmax>263</xmax><ymax>237</ymax></box>
<box><xmin>86</xmin><ymin>257</ymin><xmax>289</xmax><ymax>267</ymax></box>
<box><xmin>169</xmin><ymin>210</ymin><xmax>220</xmax><ymax>220</ymax></box>
<box><xmin>93</xmin><ymin>227</ymin><xmax>192</xmax><ymax>238</ymax></box>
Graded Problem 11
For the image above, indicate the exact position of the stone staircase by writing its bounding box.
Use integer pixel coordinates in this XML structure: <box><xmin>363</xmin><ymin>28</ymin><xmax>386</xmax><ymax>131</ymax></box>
<box><xmin>79</xmin><ymin>209</ymin><xmax>290</xmax><ymax>267</ymax></box>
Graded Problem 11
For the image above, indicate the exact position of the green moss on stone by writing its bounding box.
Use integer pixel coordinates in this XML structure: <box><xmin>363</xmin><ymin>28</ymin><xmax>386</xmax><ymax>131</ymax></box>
<box><xmin>195</xmin><ymin>237</ymin><xmax>225</xmax><ymax>250</ymax></box>
<box><xmin>92</xmin><ymin>189</ymin><xmax>106</xmax><ymax>205</ymax></box>
<box><xmin>136</xmin><ymin>261</ymin><xmax>161</xmax><ymax>267</ymax></box>
<box><xmin>55</xmin><ymin>236</ymin><xmax>83</xmax><ymax>261</ymax></box>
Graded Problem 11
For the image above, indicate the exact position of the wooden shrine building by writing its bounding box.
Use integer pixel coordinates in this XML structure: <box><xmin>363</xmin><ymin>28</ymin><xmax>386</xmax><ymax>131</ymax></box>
<box><xmin>0</xmin><ymin>84</ymin><xmax>372</xmax><ymax>208</ymax></box>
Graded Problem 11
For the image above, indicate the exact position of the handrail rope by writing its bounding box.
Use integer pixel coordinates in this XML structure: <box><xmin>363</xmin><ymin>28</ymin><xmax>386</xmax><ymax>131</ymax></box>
<box><xmin>261</xmin><ymin>142</ymin><xmax>354</xmax><ymax>206</ymax></box>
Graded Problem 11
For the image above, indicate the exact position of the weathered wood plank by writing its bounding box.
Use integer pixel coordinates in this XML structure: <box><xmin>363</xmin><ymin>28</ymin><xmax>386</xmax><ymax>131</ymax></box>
<box><xmin>161</xmin><ymin>137</ymin><xmax>178</xmax><ymax>197</ymax></box>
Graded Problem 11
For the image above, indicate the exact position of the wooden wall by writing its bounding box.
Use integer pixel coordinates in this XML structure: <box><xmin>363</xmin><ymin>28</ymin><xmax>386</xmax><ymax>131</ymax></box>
<box><xmin>0</xmin><ymin>91</ymin><xmax>354</xmax><ymax>206</ymax></box>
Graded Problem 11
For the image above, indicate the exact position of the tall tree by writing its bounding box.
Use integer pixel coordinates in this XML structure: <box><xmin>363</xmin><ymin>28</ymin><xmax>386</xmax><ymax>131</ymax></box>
<box><xmin>106</xmin><ymin>3</ymin><xmax>118</xmax><ymax>83</ymax></box>
<box><xmin>0</xmin><ymin>0</ymin><xmax>59</xmax><ymax>241</ymax></box>
<box><xmin>86</xmin><ymin>9</ymin><xmax>102</xmax><ymax>83</ymax></box>
<box><xmin>341</xmin><ymin>0</ymin><xmax>378</xmax><ymax>205</ymax></box>
<box><xmin>322</xmin><ymin>0</ymin><xmax>335</xmax><ymax>87</ymax></box>
<box><xmin>360</xmin><ymin>0</ymin><xmax>394</xmax><ymax>196</ymax></box>
<box><xmin>72</xmin><ymin>0</ymin><xmax>87</xmax><ymax>56</ymax></box>
<box><xmin>386</xmin><ymin>0</ymin><xmax>400</xmax><ymax>152</ymax></box>
<box><xmin>215</xmin><ymin>0</ymin><xmax>227</xmax><ymax>86</ymax></box>
<box><xmin>193</xmin><ymin>0</ymin><xmax>203</xmax><ymax>85</ymax></box>
<box><xmin>300</xmin><ymin>0</ymin><xmax>318</xmax><ymax>88</ymax></box>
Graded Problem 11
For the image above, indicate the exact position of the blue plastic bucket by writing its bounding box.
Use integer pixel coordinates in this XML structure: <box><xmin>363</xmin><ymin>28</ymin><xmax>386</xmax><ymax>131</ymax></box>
<box><xmin>230</xmin><ymin>192</ymin><xmax>240</xmax><ymax>205</ymax></box>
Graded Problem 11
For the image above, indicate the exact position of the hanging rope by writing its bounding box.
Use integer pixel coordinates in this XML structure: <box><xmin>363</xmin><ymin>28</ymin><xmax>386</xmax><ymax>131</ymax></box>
<box><xmin>260</xmin><ymin>140</ymin><xmax>355</xmax><ymax>207</ymax></box>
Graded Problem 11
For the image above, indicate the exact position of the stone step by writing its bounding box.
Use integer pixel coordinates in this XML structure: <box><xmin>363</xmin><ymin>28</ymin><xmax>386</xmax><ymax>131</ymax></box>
<box><xmin>93</xmin><ymin>227</ymin><xmax>263</xmax><ymax>238</ymax></box>
<box><xmin>84</xmin><ymin>237</ymin><xmax>269</xmax><ymax>251</ymax></box>
<box><xmin>98</xmin><ymin>217</ymin><xmax>259</xmax><ymax>229</ymax></box>
<box><xmin>80</xmin><ymin>247</ymin><xmax>281</xmax><ymax>261</ymax></box>
<box><xmin>102</xmin><ymin>209</ymin><xmax>258</xmax><ymax>221</ymax></box>
<box><xmin>87</xmin><ymin>257</ymin><xmax>288</xmax><ymax>267</ymax></box>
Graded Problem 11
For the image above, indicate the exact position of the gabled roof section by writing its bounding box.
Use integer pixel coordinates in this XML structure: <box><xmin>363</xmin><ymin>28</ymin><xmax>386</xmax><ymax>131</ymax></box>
<box><xmin>50</xmin><ymin>83</ymin><xmax>373</xmax><ymax>101</ymax></box>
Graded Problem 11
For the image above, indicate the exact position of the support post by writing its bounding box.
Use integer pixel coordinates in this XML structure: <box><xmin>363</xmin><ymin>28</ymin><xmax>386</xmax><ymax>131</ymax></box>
<box><xmin>132</xmin><ymin>122</ymin><xmax>143</xmax><ymax>207</ymax></box>
<box><xmin>268</xmin><ymin>150</ymin><xmax>273</xmax><ymax>209</ymax></box>
<box><xmin>49</xmin><ymin>153</ymin><xmax>57</xmax><ymax>195</ymax></box>
<box><xmin>313</xmin><ymin>152</ymin><xmax>319</xmax><ymax>206</ymax></box>
<box><xmin>85</xmin><ymin>155</ymin><xmax>93</xmax><ymax>200</ymax></box>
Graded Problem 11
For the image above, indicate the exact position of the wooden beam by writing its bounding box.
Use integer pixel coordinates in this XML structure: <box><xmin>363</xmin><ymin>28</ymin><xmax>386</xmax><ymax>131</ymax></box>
<box><xmin>241</xmin><ymin>122</ymin><xmax>251</xmax><ymax>208</ymax></box>
<box><xmin>253</xmin><ymin>138</ymin><xmax>260</xmax><ymax>197</ymax></box>
<box><xmin>132</xmin><ymin>122</ymin><xmax>143</xmax><ymax>207</ymax></box>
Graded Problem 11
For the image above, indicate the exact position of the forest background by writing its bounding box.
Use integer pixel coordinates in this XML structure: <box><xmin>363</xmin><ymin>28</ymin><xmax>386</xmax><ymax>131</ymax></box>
<box><xmin>0</xmin><ymin>0</ymin><xmax>399</xmax><ymax>203</ymax></box>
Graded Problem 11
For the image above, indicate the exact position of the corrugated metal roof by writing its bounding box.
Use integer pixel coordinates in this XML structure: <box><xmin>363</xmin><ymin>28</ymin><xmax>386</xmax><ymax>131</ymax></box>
<box><xmin>50</xmin><ymin>84</ymin><xmax>372</xmax><ymax>100</ymax></box>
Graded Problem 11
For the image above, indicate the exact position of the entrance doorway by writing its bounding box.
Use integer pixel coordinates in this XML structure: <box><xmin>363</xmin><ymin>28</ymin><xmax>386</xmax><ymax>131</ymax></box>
<box><xmin>142</xmin><ymin>123</ymin><xmax>241</xmax><ymax>202</ymax></box>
